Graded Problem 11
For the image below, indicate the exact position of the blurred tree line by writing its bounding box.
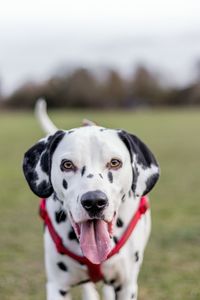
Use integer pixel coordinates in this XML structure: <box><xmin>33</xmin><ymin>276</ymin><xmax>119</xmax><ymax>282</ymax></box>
<box><xmin>1</xmin><ymin>64</ymin><xmax>200</xmax><ymax>109</ymax></box>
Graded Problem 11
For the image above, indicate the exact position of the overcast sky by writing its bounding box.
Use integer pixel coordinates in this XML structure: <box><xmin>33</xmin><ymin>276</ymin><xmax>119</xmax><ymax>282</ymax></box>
<box><xmin>0</xmin><ymin>0</ymin><xmax>200</xmax><ymax>94</ymax></box>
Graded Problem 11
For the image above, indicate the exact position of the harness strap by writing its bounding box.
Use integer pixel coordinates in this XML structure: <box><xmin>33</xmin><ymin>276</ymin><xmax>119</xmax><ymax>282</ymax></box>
<box><xmin>40</xmin><ymin>198</ymin><xmax>103</xmax><ymax>281</ymax></box>
<box><xmin>108</xmin><ymin>196</ymin><xmax>149</xmax><ymax>258</ymax></box>
<box><xmin>39</xmin><ymin>196</ymin><xmax>149</xmax><ymax>283</ymax></box>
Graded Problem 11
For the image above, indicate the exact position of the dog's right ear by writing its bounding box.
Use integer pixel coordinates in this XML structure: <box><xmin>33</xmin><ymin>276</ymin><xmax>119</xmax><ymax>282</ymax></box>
<box><xmin>118</xmin><ymin>130</ymin><xmax>160</xmax><ymax>197</ymax></box>
<box><xmin>23</xmin><ymin>130</ymin><xmax>65</xmax><ymax>198</ymax></box>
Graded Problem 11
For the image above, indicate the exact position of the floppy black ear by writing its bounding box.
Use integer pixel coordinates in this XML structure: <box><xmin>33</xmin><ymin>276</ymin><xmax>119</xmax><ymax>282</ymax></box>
<box><xmin>118</xmin><ymin>130</ymin><xmax>160</xmax><ymax>197</ymax></box>
<box><xmin>23</xmin><ymin>130</ymin><xmax>65</xmax><ymax>198</ymax></box>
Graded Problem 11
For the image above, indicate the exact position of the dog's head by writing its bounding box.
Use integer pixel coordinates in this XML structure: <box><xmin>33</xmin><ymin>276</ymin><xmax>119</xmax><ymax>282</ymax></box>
<box><xmin>23</xmin><ymin>126</ymin><xmax>159</xmax><ymax>264</ymax></box>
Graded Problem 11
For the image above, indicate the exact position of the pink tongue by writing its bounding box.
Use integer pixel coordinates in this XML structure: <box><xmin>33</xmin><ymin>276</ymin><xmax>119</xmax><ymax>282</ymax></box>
<box><xmin>80</xmin><ymin>220</ymin><xmax>112</xmax><ymax>264</ymax></box>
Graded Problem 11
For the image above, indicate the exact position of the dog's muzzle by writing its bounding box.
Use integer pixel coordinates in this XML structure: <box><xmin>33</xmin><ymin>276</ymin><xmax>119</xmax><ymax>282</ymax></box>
<box><xmin>81</xmin><ymin>190</ymin><xmax>108</xmax><ymax>217</ymax></box>
<box><xmin>68</xmin><ymin>190</ymin><xmax>113</xmax><ymax>264</ymax></box>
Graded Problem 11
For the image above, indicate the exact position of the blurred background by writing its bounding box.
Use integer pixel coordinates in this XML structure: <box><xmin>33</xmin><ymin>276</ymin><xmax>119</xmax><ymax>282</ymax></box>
<box><xmin>0</xmin><ymin>0</ymin><xmax>200</xmax><ymax>108</ymax></box>
<box><xmin>0</xmin><ymin>1</ymin><xmax>200</xmax><ymax>299</ymax></box>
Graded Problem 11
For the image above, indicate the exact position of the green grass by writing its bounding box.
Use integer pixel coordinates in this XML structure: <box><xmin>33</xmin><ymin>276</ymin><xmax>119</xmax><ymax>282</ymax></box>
<box><xmin>0</xmin><ymin>108</ymin><xmax>200</xmax><ymax>300</ymax></box>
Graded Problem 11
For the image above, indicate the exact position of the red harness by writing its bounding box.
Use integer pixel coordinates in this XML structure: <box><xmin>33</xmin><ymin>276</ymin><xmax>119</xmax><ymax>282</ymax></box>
<box><xmin>39</xmin><ymin>196</ymin><xmax>149</xmax><ymax>283</ymax></box>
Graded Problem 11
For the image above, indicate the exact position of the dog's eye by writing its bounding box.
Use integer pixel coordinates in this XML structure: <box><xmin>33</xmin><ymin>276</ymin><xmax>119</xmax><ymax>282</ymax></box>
<box><xmin>61</xmin><ymin>160</ymin><xmax>76</xmax><ymax>171</ymax></box>
<box><xmin>108</xmin><ymin>158</ymin><xmax>122</xmax><ymax>170</ymax></box>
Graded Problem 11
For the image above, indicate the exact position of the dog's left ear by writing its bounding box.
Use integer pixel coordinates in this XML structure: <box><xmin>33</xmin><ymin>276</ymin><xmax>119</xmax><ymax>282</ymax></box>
<box><xmin>118</xmin><ymin>130</ymin><xmax>160</xmax><ymax>197</ymax></box>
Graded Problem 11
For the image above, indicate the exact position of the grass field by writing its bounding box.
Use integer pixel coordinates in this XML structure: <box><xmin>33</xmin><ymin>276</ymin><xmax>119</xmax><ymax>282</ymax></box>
<box><xmin>0</xmin><ymin>108</ymin><xmax>200</xmax><ymax>300</ymax></box>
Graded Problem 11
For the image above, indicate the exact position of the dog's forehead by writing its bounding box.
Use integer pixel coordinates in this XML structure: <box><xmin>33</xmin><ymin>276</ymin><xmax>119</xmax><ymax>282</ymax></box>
<box><xmin>54</xmin><ymin>126</ymin><xmax>128</xmax><ymax>158</ymax></box>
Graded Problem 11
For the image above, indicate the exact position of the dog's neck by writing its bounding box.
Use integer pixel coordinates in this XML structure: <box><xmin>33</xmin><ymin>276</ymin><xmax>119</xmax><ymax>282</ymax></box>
<box><xmin>46</xmin><ymin>191</ymin><xmax>140</xmax><ymax>257</ymax></box>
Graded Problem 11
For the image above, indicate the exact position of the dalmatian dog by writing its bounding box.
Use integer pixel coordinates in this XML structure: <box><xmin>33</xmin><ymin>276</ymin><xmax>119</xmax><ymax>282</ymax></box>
<box><xmin>23</xmin><ymin>99</ymin><xmax>160</xmax><ymax>300</ymax></box>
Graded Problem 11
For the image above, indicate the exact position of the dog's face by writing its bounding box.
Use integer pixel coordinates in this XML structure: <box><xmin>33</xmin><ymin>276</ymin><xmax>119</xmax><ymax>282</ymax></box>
<box><xmin>51</xmin><ymin>127</ymin><xmax>133</xmax><ymax>222</ymax></box>
<box><xmin>23</xmin><ymin>126</ymin><xmax>159</xmax><ymax>264</ymax></box>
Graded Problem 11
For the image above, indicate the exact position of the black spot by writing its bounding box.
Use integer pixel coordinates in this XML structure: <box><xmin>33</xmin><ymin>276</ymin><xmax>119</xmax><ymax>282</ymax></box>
<box><xmin>128</xmin><ymin>190</ymin><xmax>132</xmax><ymax>198</ymax></box>
<box><xmin>87</xmin><ymin>174</ymin><xmax>94</xmax><ymax>178</ymax></box>
<box><xmin>68</xmin><ymin>130</ymin><xmax>74</xmax><ymax>134</ymax></box>
<box><xmin>121</xmin><ymin>194</ymin><xmax>126</xmax><ymax>202</ymax></box>
<box><xmin>62</xmin><ymin>179</ymin><xmax>68</xmax><ymax>189</ymax></box>
<box><xmin>99</xmin><ymin>173</ymin><xmax>103</xmax><ymax>179</ymax></box>
<box><xmin>57</xmin><ymin>262</ymin><xmax>68</xmax><ymax>272</ymax></box>
<box><xmin>68</xmin><ymin>228</ymin><xmax>79</xmax><ymax>242</ymax></box>
<box><xmin>59</xmin><ymin>290</ymin><xmax>68</xmax><ymax>296</ymax></box>
<box><xmin>113</xmin><ymin>236</ymin><xmax>118</xmax><ymax>244</ymax></box>
<box><xmin>135</xmin><ymin>251</ymin><xmax>139</xmax><ymax>262</ymax></box>
<box><xmin>109</xmin><ymin>279</ymin><xmax>116</xmax><ymax>285</ymax></box>
<box><xmin>81</xmin><ymin>166</ymin><xmax>86</xmax><ymax>176</ymax></box>
<box><xmin>116</xmin><ymin>218</ymin><xmax>124</xmax><ymax>228</ymax></box>
<box><xmin>131</xmin><ymin>293</ymin><xmax>135</xmax><ymax>299</ymax></box>
<box><xmin>115</xmin><ymin>285</ymin><xmax>122</xmax><ymax>293</ymax></box>
<box><xmin>55</xmin><ymin>209</ymin><xmax>67</xmax><ymax>223</ymax></box>
<box><xmin>108</xmin><ymin>171</ymin><xmax>113</xmax><ymax>183</ymax></box>
<box><xmin>99</xmin><ymin>128</ymin><xmax>107</xmax><ymax>131</ymax></box>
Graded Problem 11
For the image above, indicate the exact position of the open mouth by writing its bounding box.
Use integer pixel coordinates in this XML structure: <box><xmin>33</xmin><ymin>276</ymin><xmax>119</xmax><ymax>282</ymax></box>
<box><xmin>69</xmin><ymin>212</ymin><xmax>116</xmax><ymax>264</ymax></box>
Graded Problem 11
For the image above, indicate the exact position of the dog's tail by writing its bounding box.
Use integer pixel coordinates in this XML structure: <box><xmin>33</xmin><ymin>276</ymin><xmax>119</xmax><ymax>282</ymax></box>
<box><xmin>35</xmin><ymin>98</ymin><xmax>58</xmax><ymax>135</ymax></box>
<box><xmin>35</xmin><ymin>98</ymin><xmax>97</xmax><ymax>134</ymax></box>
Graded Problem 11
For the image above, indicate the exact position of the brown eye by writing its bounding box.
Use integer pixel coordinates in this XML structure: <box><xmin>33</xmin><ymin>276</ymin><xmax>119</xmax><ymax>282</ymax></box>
<box><xmin>61</xmin><ymin>160</ymin><xmax>75</xmax><ymax>171</ymax></box>
<box><xmin>108</xmin><ymin>158</ymin><xmax>122</xmax><ymax>170</ymax></box>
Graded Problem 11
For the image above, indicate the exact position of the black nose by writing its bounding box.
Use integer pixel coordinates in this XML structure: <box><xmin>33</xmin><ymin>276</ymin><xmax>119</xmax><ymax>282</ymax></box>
<box><xmin>81</xmin><ymin>190</ymin><xmax>108</xmax><ymax>215</ymax></box>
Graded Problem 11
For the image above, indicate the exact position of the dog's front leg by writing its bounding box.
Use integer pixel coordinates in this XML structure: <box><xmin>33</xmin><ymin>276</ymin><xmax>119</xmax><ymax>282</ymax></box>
<box><xmin>81</xmin><ymin>282</ymin><xmax>100</xmax><ymax>300</ymax></box>
<box><xmin>114</xmin><ymin>282</ymin><xmax>138</xmax><ymax>300</ymax></box>
<box><xmin>102</xmin><ymin>284</ymin><xmax>115</xmax><ymax>300</ymax></box>
<box><xmin>46</xmin><ymin>282</ymin><xmax>71</xmax><ymax>300</ymax></box>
